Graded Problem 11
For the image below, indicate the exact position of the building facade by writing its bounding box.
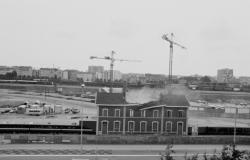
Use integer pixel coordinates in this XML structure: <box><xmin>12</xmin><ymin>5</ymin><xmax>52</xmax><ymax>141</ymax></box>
<box><xmin>103</xmin><ymin>70</ymin><xmax>122</xmax><ymax>81</ymax></box>
<box><xmin>122</xmin><ymin>73</ymin><xmax>146</xmax><ymax>84</ymax></box>
<box><xmin>217</xmin><ymin>68</ymin><xmax>234</xmax><ymax>83</ymax></box>
<box><xmin>67</xmin><ymin>70</ymin><xmax>78</xmax><ymax>81</ymax></box>
<box><xmin>62</xmin><ymin>70</ymin><xmax>69</xmax><ymax>80</ymax></box>
<box><xmin>13</xmin><ymin>66</ymin><xmax>33</xmax><ymax>77</ymax></box>
<box><xmin>145</xmin><ymin>73</ymin><xmax>167</xmax><ymax>83</ymax></box>
<box><xmin>96</xmin><ymin>93</ymin><xmax>189</xmax><ymax>135</ymax></box>
<box><xmin>32</xmin><ymin>69</ymin><xmax>40</xmax><ymax>78</ymax></box>
<box><xmin>39</xmin><ymin>68</ymin><xmax>62</xmax><ymax>79</ymax></box>
<box><xmin>88</xmin><ymin>66</ymin><xmax>104</xmax><ymax>74</ymax></box>
<box><xmin>239</xmin><ymin>76</ymin><xmax>250</xmax><ymax>85</ymax></box>
<box><xmin>0</xmin><ymin>66</ymin><xmax>14</xmax><ymax>75</ymax></box>
<box><xmin>77</xmin><ymin>72</ymin><xmax>93</xmax><ymax>82</ymax></box>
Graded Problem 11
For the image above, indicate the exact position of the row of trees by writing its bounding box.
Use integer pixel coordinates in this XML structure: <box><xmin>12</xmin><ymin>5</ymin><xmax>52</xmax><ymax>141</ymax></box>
<box><xmin>0</xmin><ymin>71</ymin><xmax>18</xmax><ymax>80</ymax></box>
<box><xmin>161</xmin><ymin>144</ymin><xmax>249</xmax><ymax>160</ymax></box>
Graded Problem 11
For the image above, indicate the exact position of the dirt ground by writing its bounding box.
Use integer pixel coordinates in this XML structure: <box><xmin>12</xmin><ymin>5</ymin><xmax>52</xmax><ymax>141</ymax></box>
<box><xmin>0</xmin><ymin>89</ymin><xmax>97</xmax><ymax>125</ymax></box>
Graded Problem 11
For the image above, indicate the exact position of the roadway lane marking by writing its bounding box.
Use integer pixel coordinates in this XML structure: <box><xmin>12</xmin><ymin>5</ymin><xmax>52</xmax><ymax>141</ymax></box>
<box><xmin>0</xmin><ymin>153</ymin><xmax>220</xmax><ymax>157</ymax></box>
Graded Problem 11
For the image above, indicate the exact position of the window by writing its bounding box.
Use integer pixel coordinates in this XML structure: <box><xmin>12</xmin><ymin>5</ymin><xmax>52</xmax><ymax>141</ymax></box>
<box><xmin>141</xmin><ymin>110</ymin><xmax>146</xmax><ymax>117</ymax></box>
<box><xmin>166</xmin><ymin>110</ymin><xmax>172</xmax><ymax>118</ymax></box>
<box><xmin>115</xmin><ymin>109</ymin><xmax>120</xmax><ymax>117</ymax></box>
<box><xmin>129</xmin><ymin>109</ymin><xmax>134</xmax><ymax>117</ymax></box>
<box><xmin>152</xmin><ymin>121</ymin><xmax>158</xmax><ymax>132</ymax></box>
<box><xmin>153</xmin><ymin>110</ymin><xmax>159</xmax><ymax>118</ymax></box>
<box><xmin>113</xmin><ymin>121</ymin><xmax>120</xmax><ymax>132</ymax></box>
<box><xmin>165</xmin><ymin>121</ymin><xmax>172</xmax><ymax>133</ymax></box>
<box><xmin>128</xmin><ymin>121</ymin><xmax>135</xmax><ymax>132</ymax></box>
<box><xmin>178</xmin><ymin>110</ymin><xmax>184</xmax><ymax>117</ymax></box>
<box><xmin>102</xmin><ymin>109</ymin><xmax>108</xmax><ymax>117</ymax></box>
<box><xmin>140</xmin><ymin>121</ymin><xmax>147</xmax><ymax>133</ymax></box>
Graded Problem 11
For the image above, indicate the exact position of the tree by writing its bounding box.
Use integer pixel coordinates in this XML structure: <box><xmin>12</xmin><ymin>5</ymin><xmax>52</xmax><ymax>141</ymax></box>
<box><xmin>200</xmin><ymin>76</ymin><xmax>211</xmax><ymax>83</ymax></box>
<box><xmin>5</xmin><ymin>71</ymin><xmax>17</xmax><ymax>80</ymax></box>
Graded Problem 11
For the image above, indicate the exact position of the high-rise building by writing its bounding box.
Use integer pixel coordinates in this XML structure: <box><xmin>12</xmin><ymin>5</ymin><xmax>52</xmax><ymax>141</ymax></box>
<box><xmin>88</xmin><ymin>66</ymin><xmax>104</xmax><ymax>74</ymax></box>
<box><xmin>217</xmin><ymin>68</ymin><xmax>234</xmax><ymax>83</ymax></box>
<box><xmin>88</xmin><ymin>66</ymin><xmax>104</xmax><ymax>81</ymax></box>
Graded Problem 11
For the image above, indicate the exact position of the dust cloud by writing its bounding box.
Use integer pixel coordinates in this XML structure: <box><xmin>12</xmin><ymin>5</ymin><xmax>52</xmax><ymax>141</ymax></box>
<box><xmin>126</xmin><ymin>85</ymin><xmax>188</xmax><ymax>103</ymax></box>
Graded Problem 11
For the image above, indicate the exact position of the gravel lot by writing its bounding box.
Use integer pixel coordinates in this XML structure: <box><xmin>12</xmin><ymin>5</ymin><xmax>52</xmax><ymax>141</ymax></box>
<box><xmin>1</xmin><ymin>89</ymin><xmax>250</xmax><ymax>127</ymax></box>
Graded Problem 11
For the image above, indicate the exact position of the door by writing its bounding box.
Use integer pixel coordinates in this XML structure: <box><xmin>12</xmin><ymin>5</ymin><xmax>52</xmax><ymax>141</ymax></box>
<box><xmin>102</xmin><ymin>121</ymin><xmax>108</xmax><ymax>135</ymax></box>
<box><xmin>177</xmin><ymin>122</ymin><xmax>183</xmax><ymax>135</ymax></box>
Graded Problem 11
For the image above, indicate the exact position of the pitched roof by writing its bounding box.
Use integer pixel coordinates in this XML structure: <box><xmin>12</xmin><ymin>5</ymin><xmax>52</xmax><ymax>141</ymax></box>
<box><xmin>141</xmin><ymin>94</ymin><xmax>190</xmax><ymax>109</ymax></box>
<box><xmin>96</xmin><ymin>92</ymin><xmax>127</xmax><ymax>105</ymax></box>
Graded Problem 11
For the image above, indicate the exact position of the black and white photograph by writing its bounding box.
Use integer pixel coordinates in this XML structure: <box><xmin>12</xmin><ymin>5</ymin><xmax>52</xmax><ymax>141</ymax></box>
<box><xmin>0</xmin><ymin>0</ymin><xmax>250</xmax><ymax>160</ymax></box>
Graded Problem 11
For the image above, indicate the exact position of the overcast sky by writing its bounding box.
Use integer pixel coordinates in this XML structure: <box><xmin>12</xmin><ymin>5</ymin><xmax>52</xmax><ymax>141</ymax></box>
<box><xmin>0</xmin><ymin>0</ymin><xmax>249</xmax><ymax>76</ymax></box>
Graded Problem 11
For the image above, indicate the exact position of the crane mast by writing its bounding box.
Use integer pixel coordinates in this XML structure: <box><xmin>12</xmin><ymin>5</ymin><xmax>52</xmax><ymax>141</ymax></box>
<box><xmin>90</xmin><ymin>51</ymin><xmax>140</xmax><ymax>93</ymax></box>
<box><xmin>162</xmin><ymin>33</ymin><xmax>186</xmax><ymax>86</ymax></box>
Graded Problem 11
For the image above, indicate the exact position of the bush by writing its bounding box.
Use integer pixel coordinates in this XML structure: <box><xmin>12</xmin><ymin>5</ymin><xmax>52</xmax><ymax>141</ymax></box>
<box><xmin>161</xmin><ymin>144</ymin><xmax>250</xmax><ymax>160</ymax></box>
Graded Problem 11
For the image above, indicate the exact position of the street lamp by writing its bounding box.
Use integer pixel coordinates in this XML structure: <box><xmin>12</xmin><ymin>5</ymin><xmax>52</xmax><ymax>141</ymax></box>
<box><xmin>80</xmin><ymin>106</ymin><xmax>83</xmax><ymax>151</ymax></box>
<box><xmin>80</xmin><ymin>107</ymin><xmax>89</xmax><ymax>151</ymax></box>
<box><xmin>233</xmin><ymin>106</ymin><xmax>238</xmax><ymax>145</ymax></box>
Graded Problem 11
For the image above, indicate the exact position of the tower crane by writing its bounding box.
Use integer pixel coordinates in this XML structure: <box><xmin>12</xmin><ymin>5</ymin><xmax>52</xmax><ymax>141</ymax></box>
<box><xmin>90</xmin><ymin>51</ymin><xmax>140</xmax><ymax>93</ymax></box>
<box><xmin>162</xmin><ymin>33</ymin><xmax>186</xmax><ymax>85</ymax></box>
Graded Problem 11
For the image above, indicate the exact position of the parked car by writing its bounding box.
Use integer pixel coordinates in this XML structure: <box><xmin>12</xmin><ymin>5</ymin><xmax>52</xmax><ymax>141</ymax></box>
<box><xmin>64</xmin><ymin>108</ymin><xmax>71</xmax><ymax>114</ymax></box>
<box><xmin>9</xmin><ymin>109</ymin><xmax>17</xmax><ymax>113</ymax></box>
<box><xmin>71</xmin><ymin>108</ymin><xmax>80</xmax><ymax>114</ymax></box>
<box><xmin>1</xmin><ymin>109</ymin><xmax>10</xmax><ymax>113</ymax></box>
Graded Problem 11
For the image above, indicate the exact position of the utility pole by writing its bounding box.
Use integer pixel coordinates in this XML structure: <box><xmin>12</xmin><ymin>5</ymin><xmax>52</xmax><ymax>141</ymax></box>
<box><xmin>80</xmin><ymin>106</ymin><xmax>83</xmax><ymax>151</ymax></box>
<box><xmin>109</xmin><ymin>51</ymin><xmax>115</xmax><ymax>93</ymax></box>
<box><xmin>90</xmin><ymin>51</ymin><xmax>140</xmax><ymax>93</ymax></box>
<box><xmin>162</xmin><ymin>33</ymin><xmax>186</xmax><ymax>86</ymax></box>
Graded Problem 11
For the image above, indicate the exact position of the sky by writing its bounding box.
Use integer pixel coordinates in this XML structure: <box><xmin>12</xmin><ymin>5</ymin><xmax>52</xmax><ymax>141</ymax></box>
<box><xmin>0</xmin><ymin>0</ymin><xmax>250</xmax><ymax>77</ymax></box>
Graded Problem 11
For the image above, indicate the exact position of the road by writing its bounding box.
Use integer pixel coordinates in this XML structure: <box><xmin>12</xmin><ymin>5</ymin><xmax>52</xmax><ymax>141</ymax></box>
<box><xmin>0</xmin><ymin>144</ymin><xmax>250</xmax><ymax>160</ymax></box>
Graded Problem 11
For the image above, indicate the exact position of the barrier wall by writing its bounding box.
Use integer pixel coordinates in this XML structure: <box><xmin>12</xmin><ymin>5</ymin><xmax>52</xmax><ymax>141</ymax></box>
<box><xmin>1</xmin><ymin>134</ymin><xmax>250</xmax><ymax>145</ymax></box>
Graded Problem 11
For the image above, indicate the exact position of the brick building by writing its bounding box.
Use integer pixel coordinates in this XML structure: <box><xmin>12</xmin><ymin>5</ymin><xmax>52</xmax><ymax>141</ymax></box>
<box><xmin>96</xmin><ymin>92</ymin><xmax>189</xmax><ymax>135</ymax></box>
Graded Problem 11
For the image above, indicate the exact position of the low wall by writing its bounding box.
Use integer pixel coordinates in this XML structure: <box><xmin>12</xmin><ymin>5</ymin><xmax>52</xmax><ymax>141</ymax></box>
<box><xmin>188</xmin><ymin>110</ymin><xmax>250</xmax><ymax>119</ymax></box>
<box><xmin>1</xmin><ymin>134</ymin><xmax>250</xmax><ymax>145</ymax></box>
